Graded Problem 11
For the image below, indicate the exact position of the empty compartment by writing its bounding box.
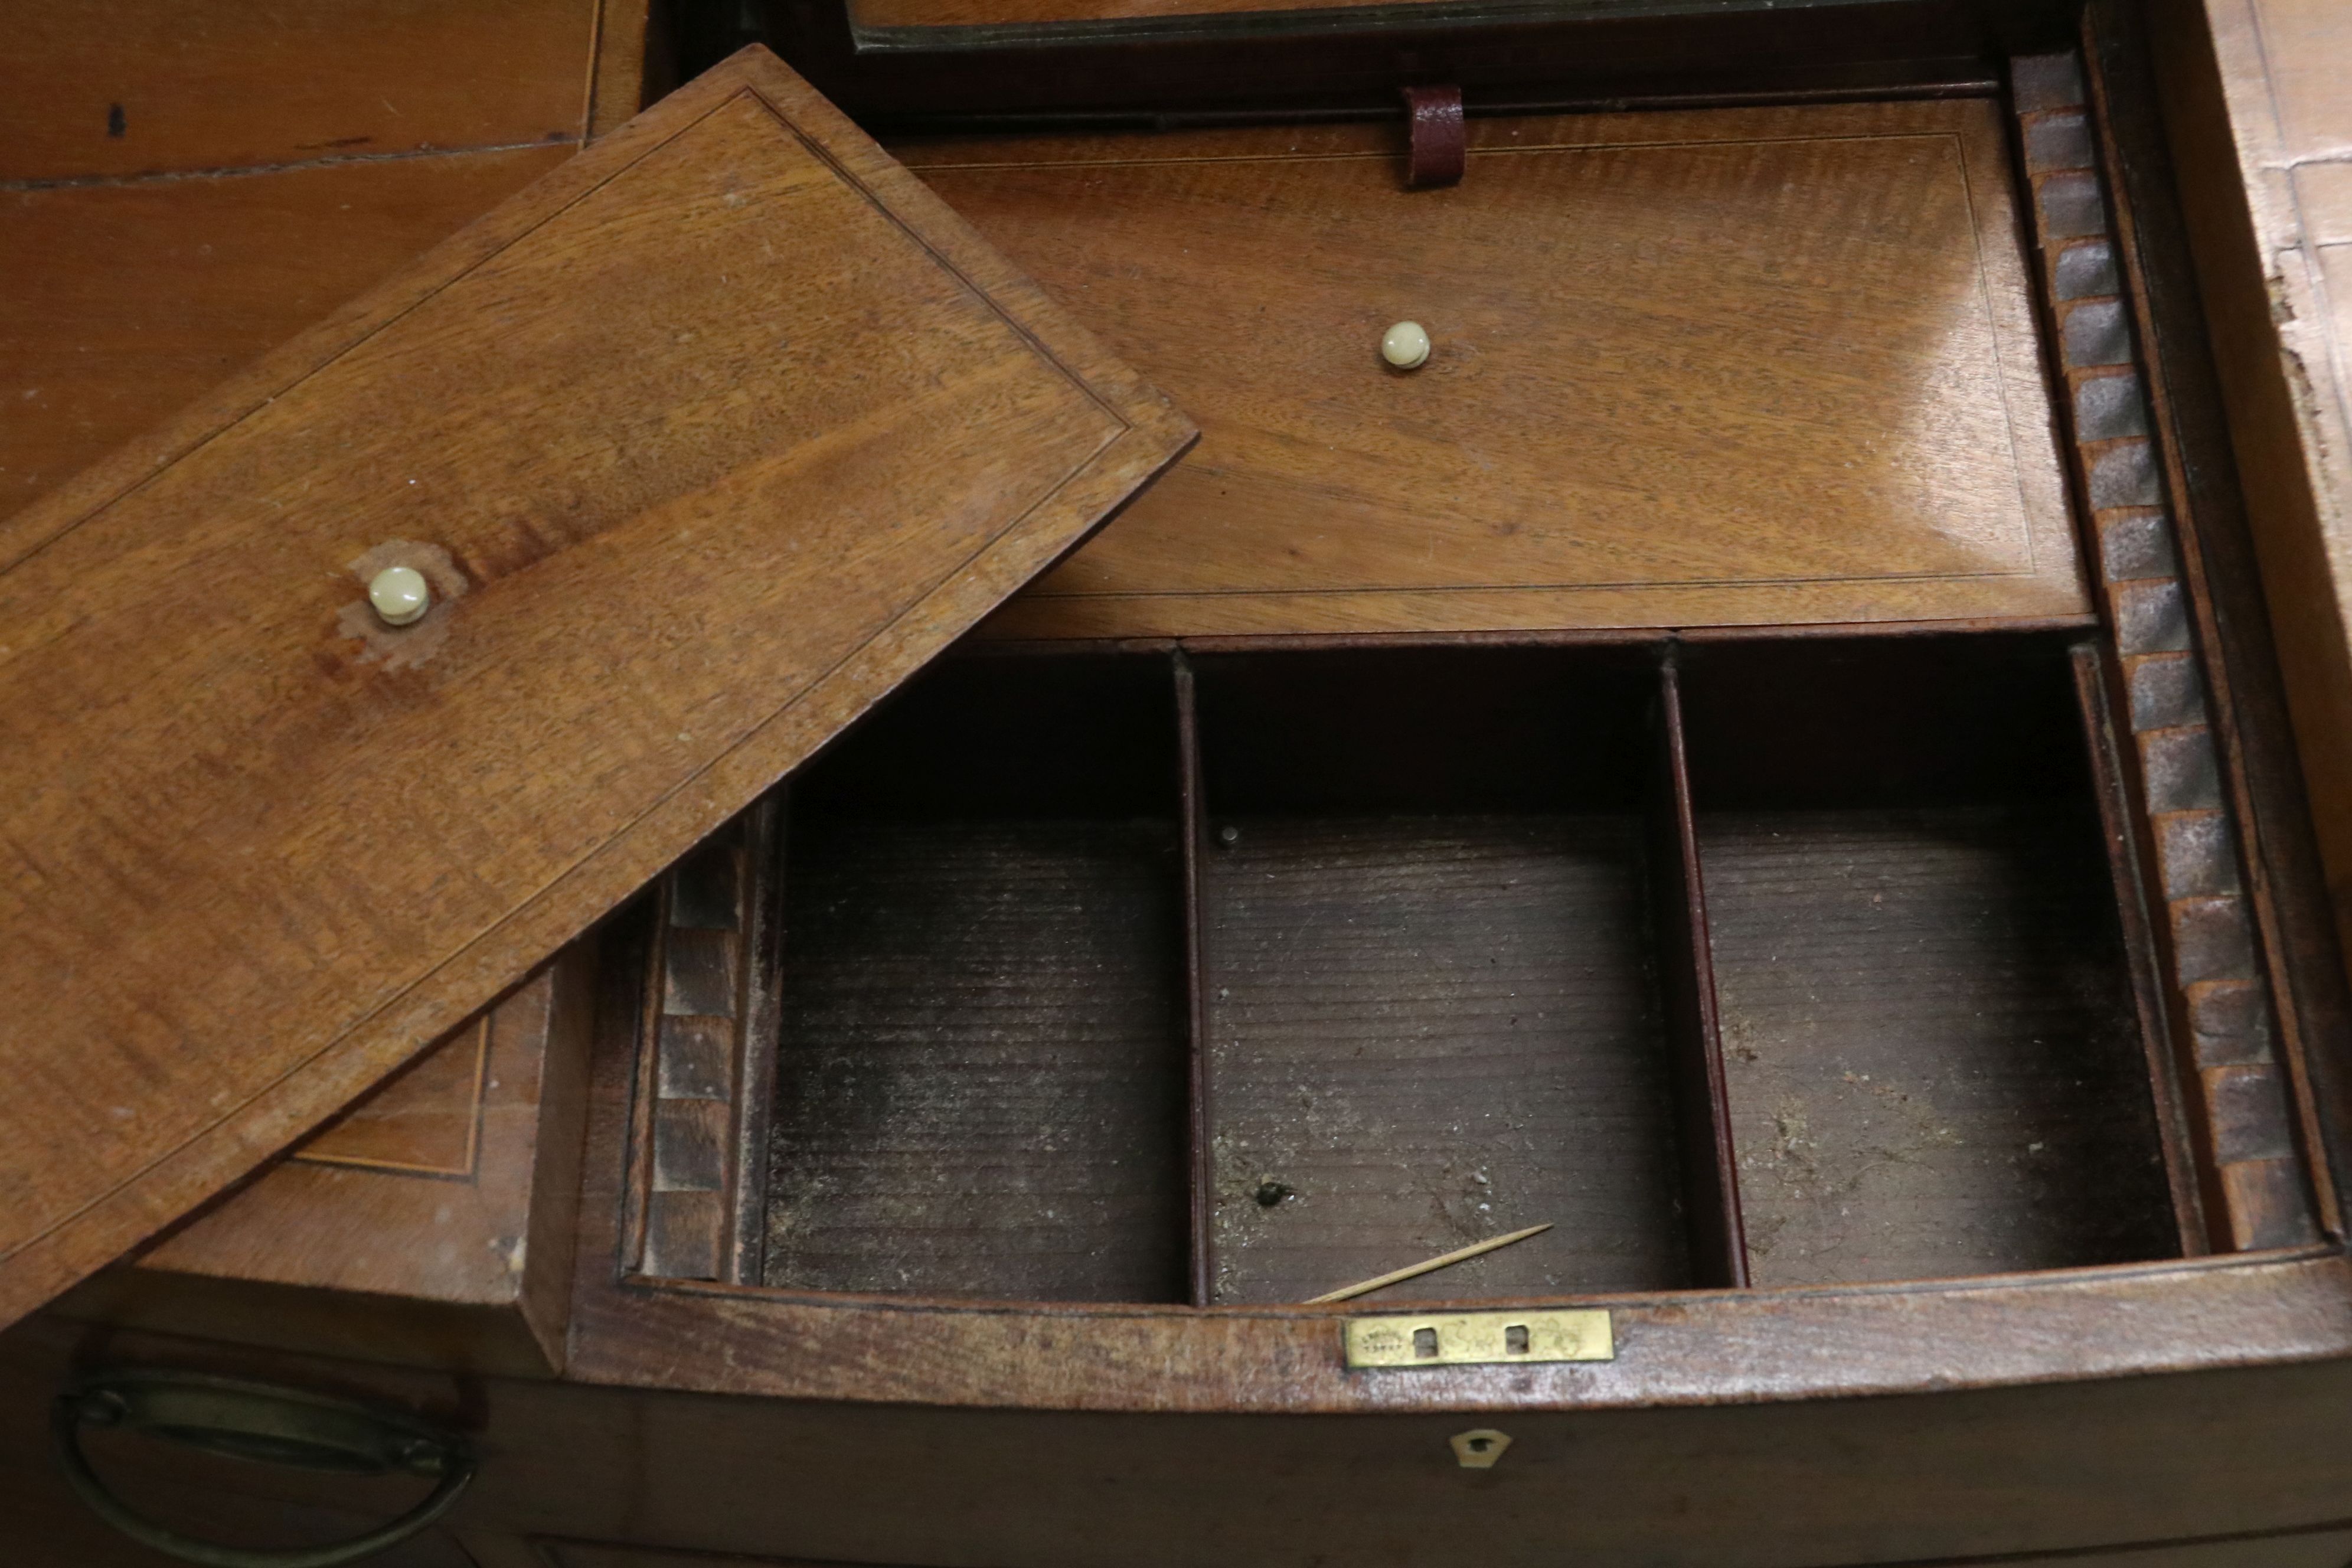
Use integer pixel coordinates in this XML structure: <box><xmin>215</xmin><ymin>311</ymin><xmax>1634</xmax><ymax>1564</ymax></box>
<box><xmin>1682</xmin><ymin>636</ymin><xmax>2181</xmax><ymax>1286</ymax></box>
<box><xmin>1193</xmin><ymin>646</ymin><xmax>1691</xmax><ymax>1304</ymax></box>
<box><xmin>763</xmin><ymin>654</ymin><xmax>1189</xmax><ymax>1301</ymax></box>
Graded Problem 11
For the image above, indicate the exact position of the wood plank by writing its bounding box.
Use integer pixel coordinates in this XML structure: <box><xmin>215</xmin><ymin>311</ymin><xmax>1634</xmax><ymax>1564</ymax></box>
<box><xmin>0</xmin><ymin>46</ymin><xmax>1193</xmax><ymax>1330</ymax></box>
<box><xmin>2151</xmin><ymin>0</ymin><xmax>2352</xmax><ymax>998</ymax></box>
<box><xmin>0</xmin><ymin>146</ymin><xmax>574</xmax><ymax>524</ymax></box>
<box><xmin>1</xmin><ymin>0</ymin><xmax>600</xmax><ymax>181</ymax></box>
<box><xmin>891</xmin><ymin>100</ymin><xmax>2084</xmax><ymax>639</ymax></box>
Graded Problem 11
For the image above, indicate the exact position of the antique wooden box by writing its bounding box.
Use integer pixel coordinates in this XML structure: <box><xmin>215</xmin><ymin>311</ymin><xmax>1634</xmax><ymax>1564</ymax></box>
<box><xmin>9</xmin><ymin>5</ymin><xmax>2352</xmax><ymax>1565</ymax></box>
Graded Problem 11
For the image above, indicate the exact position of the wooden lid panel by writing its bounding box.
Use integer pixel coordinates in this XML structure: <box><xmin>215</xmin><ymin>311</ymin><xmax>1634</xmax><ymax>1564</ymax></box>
<box><xmin>900</xmin><ymin>100</ymin><xmax>2088</xmax><ymax>639</ymax></box>
<box><xmin>0</xmin><ymin>48</ymin><xmax>1191</xmax><ymax>1327</ymax></box>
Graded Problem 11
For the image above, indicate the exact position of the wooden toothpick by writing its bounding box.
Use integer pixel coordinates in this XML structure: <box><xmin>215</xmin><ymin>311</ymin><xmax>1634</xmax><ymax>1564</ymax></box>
<box><xmin>1306</xmin><ymin>1223</ymin><xmax>1556</xmax><ymax>1304</ymax></box>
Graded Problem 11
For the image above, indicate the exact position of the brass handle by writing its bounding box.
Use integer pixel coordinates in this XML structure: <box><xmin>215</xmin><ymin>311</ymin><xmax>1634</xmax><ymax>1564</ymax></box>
<box><xmin>51</xmin><ymin>1370</ymin><xmax>473</xmax><ymax>1568</ymax></box>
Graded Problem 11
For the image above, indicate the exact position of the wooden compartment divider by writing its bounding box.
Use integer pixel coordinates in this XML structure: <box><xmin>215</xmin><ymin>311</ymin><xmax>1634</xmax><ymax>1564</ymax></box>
<box><xmin>1189</xmin><ymin>646</ymin><xmax>1693</xmax><ymax>1303</ymax></box>
<box><xmin>1174</xmin><ymin>652</ymin><xmax>1216</xmax><ymax>1308</ymax></box>
<box><xmin>1649</xmin><ymin>650</ymin><xmax>1750</xmax><ymax>1289</ymax></box>
<box><xmin>1684</xmin><ymin>636</ymin><xmax>2186</xmax><ymax>1286</ymax></box>
<box><xmin>623</xmin><ymin>633</ymin><xmax>2256</xmax><ymax>1304</ymax></box>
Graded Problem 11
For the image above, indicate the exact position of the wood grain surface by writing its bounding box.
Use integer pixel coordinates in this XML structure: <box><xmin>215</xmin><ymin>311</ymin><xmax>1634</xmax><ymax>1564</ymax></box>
<box><xmin>0</xmin><ymin>147</ymin><xmax>573</xmax><ymax>522</ymax></box>
<box><xmin>53</xmin><ymin>950</ymin><xmax>596</xmax><ymax>1374</ymax></box>
<box><xmin>0</xmin><ymin>46</ymin><xmax>1192</xmax><ymax>1330</ymax></box>
<box><xmin>0</xmin><ymin>0</ymin><xmax>601</xmax><ymax>182</ymax></box>
<box><xmin>0</xmin><ymin>0</ymin><xmax>654</xmax><ymax>527</ymax></box>
<box><xmin>890</xmin><ymin>99</ymin><xmax>2085</xmax><ymax>639</ymax></box>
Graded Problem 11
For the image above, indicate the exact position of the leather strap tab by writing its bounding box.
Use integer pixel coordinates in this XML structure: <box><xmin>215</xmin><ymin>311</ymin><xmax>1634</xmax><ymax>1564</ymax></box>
<box><xmin>1402</xmin><ymin>85</ymin><xmax>1465</xmax><ymax>189</ymax></box>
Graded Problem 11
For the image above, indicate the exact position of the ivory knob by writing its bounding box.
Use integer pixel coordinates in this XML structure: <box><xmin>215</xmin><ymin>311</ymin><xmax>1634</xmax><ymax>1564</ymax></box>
<box><xmin>1380</xmin><ymin>320</ymin><xmax>1432</xmax><ymax>370</ymax></box>
<box><xmin>367</xmin><ymin>565</ymin><xmax>432</xmax><ymax>626</ymax></box>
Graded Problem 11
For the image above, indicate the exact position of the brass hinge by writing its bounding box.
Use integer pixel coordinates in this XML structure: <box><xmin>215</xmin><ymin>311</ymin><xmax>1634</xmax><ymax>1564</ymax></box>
<box><xmin>1344</xmin><ymin>1308</ymin><xmax>1614</xmax><ymax>1370</ymax></box>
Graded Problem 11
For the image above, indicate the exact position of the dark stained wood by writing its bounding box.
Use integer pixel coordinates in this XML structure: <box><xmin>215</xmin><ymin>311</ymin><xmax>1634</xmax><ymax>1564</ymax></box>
<box><xmin>1200</xmin><ymin>814</ymin><xmax>1688</xmax><ymax>1303</ymax></box>
<box><xmin>517</xmin><ymin>631</ymin><xmax>2347</xmax><ymax>1419</ymax></box>
<box><xmin>15</xmin><ymin>1297</ymin><xmax>2352</xmax><ymax>1567</ymax></box>
<box><xmin>757</xmin><ymin>652</ymin><xmax>1190</xmax><ymax>1301</ymax></box>
<box><xmin>537</xmin><ymin>1549</ymin><xmax>870</xmax><ymax>1568</ymax></box>
<box><xmin>891</xmin><ymin>99</ymin><xmax>2084</xmax><ymax>640</ymax></box>
<box><xmin>855</xmin><ymin>0</ymin><xmax>1941</xmax><ymax>30</ymax></box>
<box><xmin>1681</xmin><ymin>635</ymin><xmax>2182</xmax><ymax>1284</ymax></box>
<box><xmin>1174</xmin><ymin>655</ymin><xmax>1217</xmax><ymax>1306</ymax></box>
<box><xmin>1649</xmin><ymin>656</ymin><xmax>1749</xmax><ymax>1288</ymax></box>
<box><xmin>567</xmin><ymin>908</ymin><xmax>2352</xmax><ymax>1416</ymax></box>
<box><xmin>764</xmin><ymin>818</ymin><xmax>1190</xmax><ymax>1301</ymax></box>
<box><xmin>1189</xmin><ymin>645</ymin><xmax>1685</xmax><ymax>1303</ymax></box>
<box><xmin>527</xmin><ymin>1530</ymin><xmax>2352</xmax><ymax>1567</ymax></box>
<box><xmin>0</xmin><ymin>44</ymin><xmax>1193</xmax><ymax>1331</ymax></box>
<box><xmin>1701</xmin><ymin>805</ymin><xmax>2182</xmax><ymax>1285</ymax></box>
<box><xmin>633</xmin><ymin>805</ymin><xmax>785</xmax><ymax>1285</ymax></box>
<box><xmin>603</xmin><ymin>632</ymin><xmax>2256</xmax><ymax>1308</ymax></box>
<box><xmin>730</xmin><ymin>800</ymin><xmax>788</xmax><ymax>1288</ymax></box>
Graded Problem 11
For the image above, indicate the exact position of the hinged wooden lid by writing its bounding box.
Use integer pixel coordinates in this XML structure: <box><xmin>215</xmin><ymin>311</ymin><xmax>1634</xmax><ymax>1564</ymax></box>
<box><xmin>0</xmin><ymin>46</ymin><xmax>1194</xmax><ymax>1327</ymax></box>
